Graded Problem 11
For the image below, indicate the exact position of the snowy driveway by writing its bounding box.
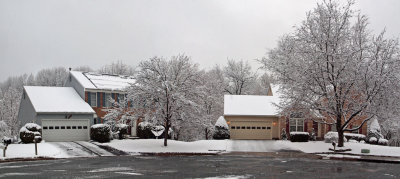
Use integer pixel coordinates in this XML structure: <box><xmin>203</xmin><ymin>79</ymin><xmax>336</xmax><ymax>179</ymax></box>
<box><xmin>227</xmin><ymin>140</ymin><xmax>298</xmax><ymax>152</ymax></box>
<box><xmin>51</xmin><ymin>142</ymin><xmax>113</xmax><ymax>157</ymax></box>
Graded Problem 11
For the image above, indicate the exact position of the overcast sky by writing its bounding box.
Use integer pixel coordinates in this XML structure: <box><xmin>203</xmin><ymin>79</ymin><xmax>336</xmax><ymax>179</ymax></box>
<box><xmin>1</xmin><ymin>0</ymin><xmax>399</xmax><ymax>81</ymax></box>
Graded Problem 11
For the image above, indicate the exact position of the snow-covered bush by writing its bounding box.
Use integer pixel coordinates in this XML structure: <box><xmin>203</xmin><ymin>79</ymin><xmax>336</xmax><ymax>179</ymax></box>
<box><xmin>310</xmin><ymin>128</ymin><xmax>316</xmax><ymax>141</ymax></box>
<box><xmin>378</xmin><ymin>138</ymin><xmax>388</xmax><ymax>146</ymax></box>
<box><xmin>324</xmin><ymin>132</ymin><xmax>338</xmax><ymax>143</ymax></box>
<box><xmin>212</xmin><ymin>116</ymin><xmax>230</xmax><ymax>140</ymax></box>
<box><xmin>90</xmin><ymin>124</ymin><xmax>111</xmax><ymax>143</ymax></box>
<box><xmin>115</xmin><ymin>123</ymin><xmax>129</xmax><ymax>140</ymax></box>
<box><xmin>137</xmin><ymin>122</ymin><xmax>155</xmax><ymax>139</ymax></box>
<box><xmin>281</xmin><ymin>128</ymin><xmax>288</xmax><ymax>140</ymax></box>
<box><xmin>289</xmin><ymin>132</ymin><xmax>309</xmax><ymax>142</ymax></box>
<box><xmin>367</xmin><ymin>117</ymin><xmax>384</xmax><ymax>144</ymax></box>
<box><xmin>369</xmin><ymin>137</ymin><xmax>377</xmax><ymax>144</ymax></box>
<box><xmin>344</xmin><ymin>133</ymin><xmax>366</xmax><ymax>142</ymax></box>
<box><xmin>19</xmin><ymin>123</ymin><xmax>42</xmax><ymax>143</ymax></box>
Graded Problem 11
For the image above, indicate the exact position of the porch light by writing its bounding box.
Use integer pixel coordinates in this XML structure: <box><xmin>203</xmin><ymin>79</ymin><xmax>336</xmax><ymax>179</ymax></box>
<box><xmin>273</xmin><ymin>122</ymin><xmax>277</xmax><ymax>126</ymax></box>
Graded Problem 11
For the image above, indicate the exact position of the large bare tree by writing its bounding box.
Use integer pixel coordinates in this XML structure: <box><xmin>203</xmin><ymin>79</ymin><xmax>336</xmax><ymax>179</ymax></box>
<box><xmin>261</xmin><ymin>0</ymin><xmax>400</xmax><ymax>147</ymax></box>
<box><xmin>127</xmin><ymin>55</ymin><xmax>204</xmax><ymax>146</ymax></box>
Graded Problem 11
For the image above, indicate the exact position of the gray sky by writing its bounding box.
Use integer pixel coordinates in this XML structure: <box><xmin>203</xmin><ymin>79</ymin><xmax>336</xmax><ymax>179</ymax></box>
<box><xmin>1</xmin><ymin>0</ymin><xmax>399</xmax><ymax>81</ymax></box>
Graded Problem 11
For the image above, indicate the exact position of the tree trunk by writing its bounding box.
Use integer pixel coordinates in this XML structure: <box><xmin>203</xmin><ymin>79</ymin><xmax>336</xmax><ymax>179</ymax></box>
<box><xmin>164</xmin><ymin>120</ymin><xmax>169</xmax><ymax>146</ymax></box>
<box><xmin>337</xmin><ymin>118</ymin><xmax>344</xmax><ymax>147</ymax></box>
<box><xmin>205</xmin><ymin>128</ymin><xmax>209</xmax><ymax>140</ymax></box>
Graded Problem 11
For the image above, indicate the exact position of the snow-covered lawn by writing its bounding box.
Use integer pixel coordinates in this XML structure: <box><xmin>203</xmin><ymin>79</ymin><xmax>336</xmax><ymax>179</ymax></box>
<box><xmin>273</xmin><ymin>140</ymin><xmax>400</xmax><ymax>157</ymax></box>
<box><xmin>101</xmin><ymin>139</ymin><xmax>400</xmax><ymax>158</ymax></box>
<box><xmin>0</xmin><ymin>143</ymin><xmax>68</xmax><ymax>160</ymax></box>
<box><xmin>102</xmin><ymin>139</ymin><xmax>227</xmax><ymax>154</ymax></box>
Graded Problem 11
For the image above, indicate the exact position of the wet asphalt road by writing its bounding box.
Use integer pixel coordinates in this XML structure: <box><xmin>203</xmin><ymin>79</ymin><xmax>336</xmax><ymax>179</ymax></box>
<box><xmin>0</xmin><ymin>154</ymin><xmax>399</xmax><ymax>178</ymax></box>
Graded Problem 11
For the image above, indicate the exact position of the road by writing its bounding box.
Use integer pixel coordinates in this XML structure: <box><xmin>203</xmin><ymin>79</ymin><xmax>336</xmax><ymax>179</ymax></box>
<box><xmin>0</xmin><ymin>153</ymin><xmax>398</xmax><ymax>178</ymax></box>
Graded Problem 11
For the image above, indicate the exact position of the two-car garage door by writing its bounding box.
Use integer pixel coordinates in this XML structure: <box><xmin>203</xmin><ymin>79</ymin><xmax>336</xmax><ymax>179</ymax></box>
<box><xmin>230</xmin><ymin>121</ymin><xmax>272</xmax><ymax>140</ymax></box>
<box><xmin>42</xmin><ymin>119</ymin><xmax>90</xmax><ymax>142</ymax></box>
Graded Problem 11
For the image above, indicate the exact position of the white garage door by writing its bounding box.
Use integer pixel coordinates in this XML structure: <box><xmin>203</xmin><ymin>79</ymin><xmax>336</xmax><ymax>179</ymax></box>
<box><xmin>42</xmin><ymin>119</ymin><xmax>90</xmax><ymax>142</ymax></box>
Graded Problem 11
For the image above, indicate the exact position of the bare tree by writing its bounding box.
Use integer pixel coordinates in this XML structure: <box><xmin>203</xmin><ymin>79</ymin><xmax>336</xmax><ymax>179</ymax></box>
<box><xmin>223</xmin><ymin>60</ymin><xmax>256</xmax><ymax>95</ymax></box>
<box><xmin>98</xmin><ymin>60</ymin><xmax>135</xmax><ymax>76</ymax></box>
<box><xmin>261</xmin><ymin>0</ymin><xmax>400</xmax><ymax>147</ymax></box>
<box><xmin>127</xmin><ymin>55</ymin><xmax>204</xmax><ymax>146</ymax></box>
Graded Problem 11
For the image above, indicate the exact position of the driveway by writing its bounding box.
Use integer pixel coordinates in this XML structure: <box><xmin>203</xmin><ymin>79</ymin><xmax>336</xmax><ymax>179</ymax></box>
<box><xmin>51</xmin><ymin>142</ymin><xmax>113</xmax><ymax>157</ymax></box>
<box><xmin>227</xmin><ymin>140</ymin><xmax>297</xmax><ymax>152</ymax></box>
<box><xmin>0</xmin><ymin>154</ymin><xmax>398</xmax><ymax>178</ymax></box>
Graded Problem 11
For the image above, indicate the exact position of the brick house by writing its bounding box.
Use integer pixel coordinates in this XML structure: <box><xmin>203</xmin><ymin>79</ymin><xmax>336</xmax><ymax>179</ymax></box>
<box><xmin>224</xmin><ymin>84</ymin><xmax>367</xmax><ymax>140</ymax></box>
<box><xmin>64</xmin><ymin>70</ymin><xmax>138</xmax><ymax>136</ymax></box>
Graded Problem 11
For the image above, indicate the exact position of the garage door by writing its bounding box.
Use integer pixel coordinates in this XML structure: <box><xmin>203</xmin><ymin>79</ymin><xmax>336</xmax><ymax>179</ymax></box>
<box><xmin>230</xmin><ymin>121</ymin><xmax>272</xmax><ymax>140</ymax></box>
<box><xmin>42</xmin><ymin>119</ymin><xmax>90</xmax><ymax>142</ymax></box>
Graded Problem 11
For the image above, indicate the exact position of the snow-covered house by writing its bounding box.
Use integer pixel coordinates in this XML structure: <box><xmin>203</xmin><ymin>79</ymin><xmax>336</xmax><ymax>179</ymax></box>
<box><xmin>64</xmin><ymin>70</ymin><xmax>137</xmax><ymax>136</ymax></box>
<box><xmin>224</xmin><ymin>85</ymin><xmax>367</xmax><ymax>140</ymax></box>
<box><xmin>18</xmin><ymin>86</ymin><xmax>95</xmax><ymax>142</ymax></box>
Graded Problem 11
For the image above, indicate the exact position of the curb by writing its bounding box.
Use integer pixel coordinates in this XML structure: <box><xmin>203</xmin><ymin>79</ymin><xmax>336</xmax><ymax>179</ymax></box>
<box><xmin>138</xmin><ymin>152</ymin><xmax>220</xmax><ymax>156</ymax></box>
<box><xmin>0</xmin><ymin>157</ymin><xmax>60</xmax><ymax>163</ymax></box>
<box><xmin>315</xmin><ymin>153</ymin><xmax>400</xmax><ymax>164</ymax></box>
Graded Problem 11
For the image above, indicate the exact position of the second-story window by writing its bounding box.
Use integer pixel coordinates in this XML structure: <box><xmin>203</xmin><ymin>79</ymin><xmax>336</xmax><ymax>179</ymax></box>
<box><xmin>104</xmin><ymin>93</ymin><xmax>112</xmax><ymax>107</ymax></box>
<box><xmin>90</xmin><ymin>92</ymin><xmax>97</xmax><ymax>107</ymax></box>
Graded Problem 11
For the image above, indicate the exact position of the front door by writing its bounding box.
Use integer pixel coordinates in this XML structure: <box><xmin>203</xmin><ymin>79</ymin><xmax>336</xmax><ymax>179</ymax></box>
<box><xmin>131</xmin><ymin>119</ymin><xmax>137</xmax><ymax>136</ymax></box>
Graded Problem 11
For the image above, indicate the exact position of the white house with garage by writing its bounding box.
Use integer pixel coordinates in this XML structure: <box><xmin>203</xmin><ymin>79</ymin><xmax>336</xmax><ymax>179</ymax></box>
<box><xmin>17</xmin><ymin>86</ymin><xmax>95</xmax><ymax>142</ymax></box>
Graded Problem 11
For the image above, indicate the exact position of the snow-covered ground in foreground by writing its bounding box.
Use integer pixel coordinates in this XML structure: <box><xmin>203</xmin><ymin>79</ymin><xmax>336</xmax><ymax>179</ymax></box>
<box><xmin>103</xmin><ymin>139</ymin><xmax>227</xmax><ymax>153</ymax></box>
<box><xmin>0</xmin><ymin>143</ymin><xmax>68</xmax><ymax>160</ymax></box>
<box><xmin>102</xmin><ymin>139</ymin><xmax>400</xmax><ymax>157</ymax></box>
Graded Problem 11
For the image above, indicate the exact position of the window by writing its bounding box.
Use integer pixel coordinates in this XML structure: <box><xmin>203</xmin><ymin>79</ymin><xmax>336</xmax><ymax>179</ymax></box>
<box><xmin>231</xmin><ymin>126</ymin><xmax>236</xmax><ymax>129</ymax></box>
<box><xmin>290</xmin><ymin>118</ymin><xmax>304</xmax><ymax>132</ymax></box>
<box><xmin>267</xmin><ymin>127</ymin><xmax>271</xmax><ymax>130</ymax></box>
<box><xmin>61</xmin><ymin>126</ymin><xmax>65</xmax><ymax>129</ymax></box>
<box><xmin>241</xmin><ymin>126</ymin><xmax>245</xmax><ymax>129</ymax></box>
<box><xmin>78</xmin><ymin>126</ymin><xmax>82</xmax><ymax>129</ymax></box>
<box><xmin>262</xmin><ymin>127</ymin><xmax>266</xmax><ymax>129</ymax></box>
<box><xmin>246</xmin><ymin>126</ymin><xmax>250</xmax><ymax>129</ymax></box>
<box><xmin>251</xmin><ymin>127</ymin><xmax>256</xmax><ymax>129</ymax></box>
<box><xmin>257</xmin><ymin>127</ymin><xmax>261</xmax><ymax>129</ymax></box>
<box><xmin>55</xmin><ymin>126</ymin><xmax>60</xmax><ymax>129</ymax></box>
<box><xmin>49</xmin><ymin>126</ymin><xmax>54</xmax><ymax>129</ymax></box>
<box><xmin>83</xmin><ymin>126</ymin><xmax>88</xmax><ymax>129</ymax></box>
<box><xmin>119</xmin><ymin>94</ymin><xmax>125</xmax><ymax>103</ymax></box>
<box><xmin>72</xmin><ymin>126</ymin><xmax>77</xmax><ymax>129</ymax></box>
<box><xmin>67</xmin><ymin>126</ymin><xmax>71</xmax><ymax>129</ymax></box>
<box><xmin>104</xmin><ymin>93</ymin><xmax>112</xmax><ymax>107</ymax></box>
<box><xmin>90</xmin><ymin>92</ymin><xmax>97</xmax><ymax>107</ymax></box>
<box><xmin>43</xmin><ymin>126</ymin><xmax>48</xmax><ymax>130</ymax></box>
<box><xmin>351</xmin><ymin>125</ymin><xmax>359</xmax><ymax>134</ymax></box>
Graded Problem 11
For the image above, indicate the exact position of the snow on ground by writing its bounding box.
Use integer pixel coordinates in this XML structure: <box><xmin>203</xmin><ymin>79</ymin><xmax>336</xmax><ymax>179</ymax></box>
<box><xmin>101</xmin><ymin>139</ymin><xmax>400</xmax><ymax>157</ymax></box>
<box><xmin>0</xmin><ymin>143</ymin><xmax>68</xmax><ymax>160</ymax></box>
<box><xmin>102</xmin><ymin>139</ymin><xmax>227</xmax><ymax>154</ymax></box>
<box><xmin>275</xmin><ymin>140</ymin><xmax>400</xmax><ymax>157</ymax></box>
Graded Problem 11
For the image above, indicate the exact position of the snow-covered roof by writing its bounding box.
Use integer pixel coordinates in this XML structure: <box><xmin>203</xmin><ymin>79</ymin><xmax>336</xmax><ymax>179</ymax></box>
<box><xmin>224</xmin><ymin>95</ymin><xmax>281</xmax><ymax>116</ymax></box>
<box><xmin>70</xmin><ymin>71</ymin><xmax>135</xmax><ymax>91</ymax></box>
<box><xmin>24</xmin><ymin>86</ymin><xmax>95</xmax><ymax>114</ymax></box>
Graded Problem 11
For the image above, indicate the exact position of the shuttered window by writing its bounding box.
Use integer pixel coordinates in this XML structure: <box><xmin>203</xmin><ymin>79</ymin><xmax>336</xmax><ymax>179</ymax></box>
<box><xmin>290</xmin><ymin>118</ymin><xmax>304</xmax><ymax>132</ymax></box>
<box><xmin>90</xmin><ymin>92</ymin><xmax>97</xmax><ymax>107</ymax></box>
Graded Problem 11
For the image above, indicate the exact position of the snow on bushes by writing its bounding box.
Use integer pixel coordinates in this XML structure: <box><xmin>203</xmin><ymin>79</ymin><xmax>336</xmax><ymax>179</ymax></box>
<box><xmin>378</xmin><ymin>138</ymin><xmax>388</xmax><ymax>146</ymax></box>
<box><xmin>90</xmin><ymin>124</ymin><xmax>111</xmax><ymax>143</ymax></box>
<box><xmin>114</xmin><ymin>123</ymin><xmax>129</xmax><ymax>140</ymax></box>
<box><xmin>344</xmin><ymin>133</ymin><xmax>366</xmax><ymax>142</ymax></box>
<box><xmin>325</xmin><ymin>132</ymin><xmax>367</xmax><ymax>143</ymax></box>
<box><xmin>19</xmin><ymin>123</ymin><xmax>42</xmax><ymax>143</ymax></box>
<box><xmin>213</xmin><ymin>116</ymin><xmax>230</xmax><ymax>140</ymax></box>
<box><xmin>289</xmin><ymin>132</ymin><xmax>309</xmax><ymax>142</ymax></box>
<box><xmin>138</xmin><ymin>122</ymin><xmax>155</xmax><ymax>139</ymax></box>
<box><xmin>369</xmin><ymin>137</ymin><xmax>377</xmax><ymax>143</ymax></box>
<box><xmin>324</xmin><ymin>132</ymin><xmax>338</xmax><ymax>143</ymax></box>
<box><xmin>367</xmin><ymin>117</ymin><xmax>384</xmax><ymax>142</ymax></box>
